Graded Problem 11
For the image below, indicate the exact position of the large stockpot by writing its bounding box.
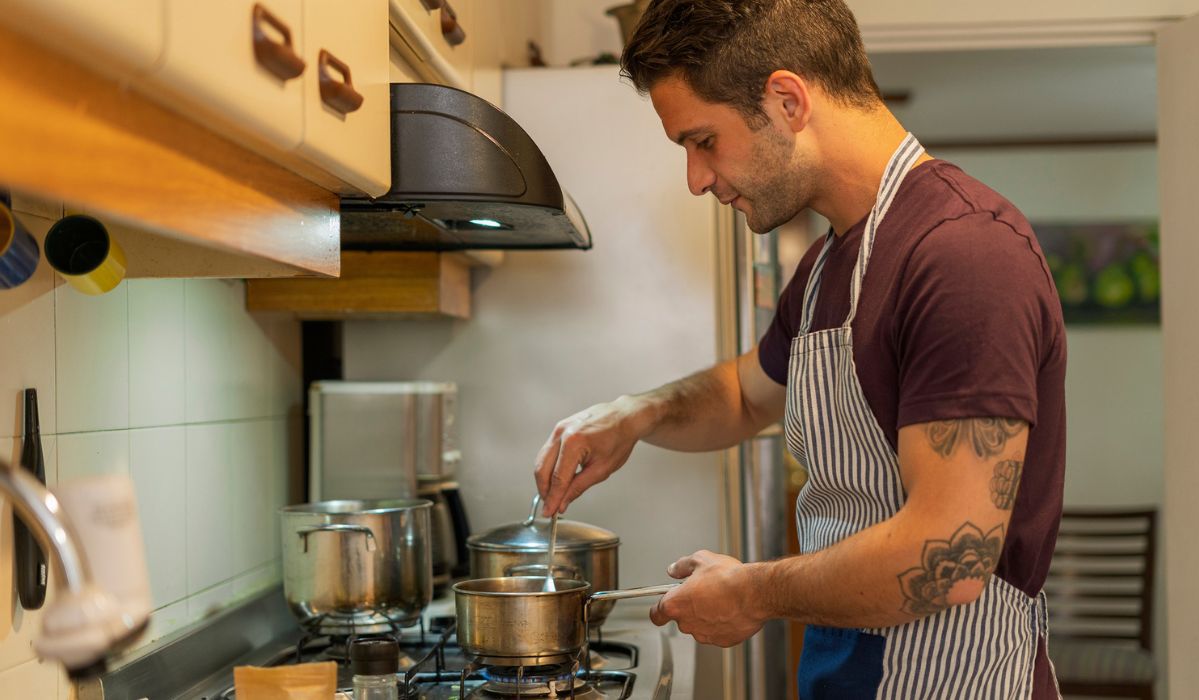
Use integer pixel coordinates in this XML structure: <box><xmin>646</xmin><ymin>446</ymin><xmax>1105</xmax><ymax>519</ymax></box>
<box><xmin>467</xmin><ymin>497</ymin><xmax>619</xmax><ymax>626</ymax></box>
<box><xmin>453</xmin><ymin>577</ymin><xmax>677</xmax><ymax>666</ymax></box>
<box><xmin>279</xmin><ymin>499</ymin><xmax>433</xmax><ymax>635</ymax></box>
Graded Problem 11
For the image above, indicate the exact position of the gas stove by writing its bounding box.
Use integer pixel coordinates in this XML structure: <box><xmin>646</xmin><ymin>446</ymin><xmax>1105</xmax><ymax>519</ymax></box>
<box><xmin>77</xmin><ymin>587</ymin><xmax>677</xmax><ymax>700</ymax></box>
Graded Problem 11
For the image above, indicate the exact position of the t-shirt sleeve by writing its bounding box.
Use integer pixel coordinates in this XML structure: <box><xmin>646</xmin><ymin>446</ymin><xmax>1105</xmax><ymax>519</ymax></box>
<box><xmin>894</xmin><ymin>213</ymin><xmax>1058</xmax><ymax>429</ymax></box>
<box><xmin>758</xmin><ymin>266</ymin><xmax>804</xmax><ymax>386</ymax></box>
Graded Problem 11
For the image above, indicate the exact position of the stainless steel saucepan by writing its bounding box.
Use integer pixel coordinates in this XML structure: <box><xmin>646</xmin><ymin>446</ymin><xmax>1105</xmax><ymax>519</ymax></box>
<box><xmin>467</xmin><ymin>495</ymin><xmax>621</xmax><ymax>626</ymax></box>
<box><xmin>453</xmin><ymin>576</ymin><xmax>679</xmax><ymax>666</ymax></box>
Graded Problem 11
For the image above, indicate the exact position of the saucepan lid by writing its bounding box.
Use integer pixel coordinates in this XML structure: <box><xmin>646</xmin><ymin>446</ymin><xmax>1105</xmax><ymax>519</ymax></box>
<box><xmin>467</xmin><ymin>495</ymin><xmax>619</xmax><ymax>552</ymax></box>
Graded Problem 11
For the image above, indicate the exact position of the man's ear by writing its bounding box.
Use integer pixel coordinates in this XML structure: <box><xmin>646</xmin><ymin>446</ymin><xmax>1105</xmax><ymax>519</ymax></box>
<box><xmin>762</xmin><ymin>70</ymin><xmax>812</xmax><ymax>133</ymax></box>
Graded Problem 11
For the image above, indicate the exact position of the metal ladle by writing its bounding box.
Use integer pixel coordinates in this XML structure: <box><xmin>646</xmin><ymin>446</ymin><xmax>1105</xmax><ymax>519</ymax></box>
<box><xmin>525</xmin><ymin>495</ymin><xmax>559</xmax><ymax>592</ymax></box>
<box><xmin>543</xmin><ymin>513</ymin><xmax>559</xmax><ymax>592</ymax></box>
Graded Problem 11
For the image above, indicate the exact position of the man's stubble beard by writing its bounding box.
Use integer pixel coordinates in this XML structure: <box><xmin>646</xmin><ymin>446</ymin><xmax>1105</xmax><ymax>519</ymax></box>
<box><xmin>740</xmin><ymin>127</ymin><xmax>814</xmax><ymax>234</ymax></box>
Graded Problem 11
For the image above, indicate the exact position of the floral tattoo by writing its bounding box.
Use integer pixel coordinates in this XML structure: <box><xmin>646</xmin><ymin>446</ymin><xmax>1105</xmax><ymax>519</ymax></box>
<box><xmin>925</xmin><ymin>418</ymin><xmax>1024</xmax><ymax>459</ymax></box>
<box><xmin>898</xmin><ymin>522</ymin><xmax>1004</xmax><ymax>616</ymax></box>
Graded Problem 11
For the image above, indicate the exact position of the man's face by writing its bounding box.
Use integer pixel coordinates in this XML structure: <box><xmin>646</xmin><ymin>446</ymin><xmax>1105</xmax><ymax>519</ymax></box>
<box><xmin>649</xmin><ymin>75</ymin><xmax>811</xmax><ymax>233</ymax></box>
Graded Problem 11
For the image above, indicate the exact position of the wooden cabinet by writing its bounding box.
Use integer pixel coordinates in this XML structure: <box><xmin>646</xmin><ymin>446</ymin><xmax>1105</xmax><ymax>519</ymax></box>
<box><xmin>153</xmin><ymin>0</ymin><xmax>306</xmax><ymax>153</ymax></box>
<box><xmin>296</xmin><ymin>0</ymin><xmax>391</xmax><ymax>196</ymax></box>
<box><xmin>0</xmin><ymin>20</ymin><xmax>340</xmax><ymax>279</ymax></box>
<box><xmin>0</xmin><ymin>0</ymin><xmax>164</xmax><ymax>80</ymax></box>
<box><xmin>246</xmin><ymin>252</ymin><xmax>472</xmax><ymax>318</ymax></box>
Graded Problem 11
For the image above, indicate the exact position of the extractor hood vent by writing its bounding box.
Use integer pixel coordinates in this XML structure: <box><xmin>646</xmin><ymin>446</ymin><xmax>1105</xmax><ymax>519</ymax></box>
<box><xmin>340</xmin><ymin>83</ymin><xmax>592</xmax><ymax>251</ymax></box>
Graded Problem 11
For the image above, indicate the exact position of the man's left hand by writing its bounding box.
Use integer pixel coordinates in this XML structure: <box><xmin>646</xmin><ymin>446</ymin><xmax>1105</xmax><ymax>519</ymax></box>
<box><xmin>649</xmin><ymin>550</ymin><xmax>766</xmax><ymax>647</ymax></box>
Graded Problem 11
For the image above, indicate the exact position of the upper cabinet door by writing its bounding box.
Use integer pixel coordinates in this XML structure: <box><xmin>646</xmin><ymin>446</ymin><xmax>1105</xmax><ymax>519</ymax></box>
<box><xmin>0</xmin><ymin>0</ymin><xmax>165</xmax><ymax>80</ymax></box>
<box><xmin>296</xmin><ymin>0</ymin><xmax>391</xmax><ymax>196</ymax></box>
<box><xmin>391</xmin><ymin>0</ymin><xmax>474</xmax><ymax>88</ymax></box>
<box><xmin>154</xmin><ymin>0</ymin><xmax>306</xmax><ymax>153</ymax></box>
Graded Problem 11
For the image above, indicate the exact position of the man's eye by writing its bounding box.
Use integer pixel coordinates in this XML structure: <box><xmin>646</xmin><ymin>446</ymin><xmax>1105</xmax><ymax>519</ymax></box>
<box><xmin>698</xmin><ymin>138</ymin><xmax>714</xmax><ymax>150</ymax></box>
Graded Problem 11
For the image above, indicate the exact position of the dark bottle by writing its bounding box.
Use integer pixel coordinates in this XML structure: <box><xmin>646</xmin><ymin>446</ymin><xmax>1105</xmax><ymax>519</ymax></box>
<box><xmin>15</xmin><ymin>388</ymin><xmax>48</xmax><ymax>610</ymax></box>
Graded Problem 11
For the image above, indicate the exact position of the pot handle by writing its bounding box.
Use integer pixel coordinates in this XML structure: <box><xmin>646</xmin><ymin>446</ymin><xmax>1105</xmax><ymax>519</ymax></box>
<box><xmin>297</xmin><ymin>524</ymin><xmax>377</xmax><ymax>553</ymax></box>
<box><xmin>523</xmin><ymin>494</ymin><xmax>541</xmax><ymax>526</ymax></box>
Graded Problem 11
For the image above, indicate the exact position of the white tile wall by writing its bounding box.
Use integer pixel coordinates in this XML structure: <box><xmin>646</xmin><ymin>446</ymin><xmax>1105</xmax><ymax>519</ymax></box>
<box><xmin>186</xmin><ymin>422</ymin><xmax>234</xmax><ymax>594</ymax></box>
<box><xmin>130</xmin><ymin>426</ymin><xmax>188</xmax><ymax>609</ymax></box>
<box><xmin>229</xmin><ymin>420</ymin><xmax>273</xmax><ymax>577</ymax></box>
<box><xmin>185</xmin><ymin>280</ymin><xmax>270</xmax><ymax>423</ymax></box>
<box><xmin>129</xmin><ymin>279</ymin><xmax>186</xmax><ymax>428</ymax></box>
<box><xmin>0</xmin><ymin>193</ymin><xmax>302</xmax><ymax>695</ymax></box>
<box><xmin>57</xmin><ymin>430</ymin><xmax>130</xmax><ymax>481</ymax></box>
<box><xmin>55</xmin><ymin>281</ymin><xmax>130</xmax><ymax>434</ymax></box>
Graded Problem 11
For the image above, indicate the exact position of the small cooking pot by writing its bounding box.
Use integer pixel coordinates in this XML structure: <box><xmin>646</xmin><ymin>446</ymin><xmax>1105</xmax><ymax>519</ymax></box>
<box><xmin>453</xmin><ymin>576</ymin><xmax>678</xmax><ymax>666</ymax></box>
<box><xmin>467</xmin><ymin>496</ymin><xmax>620</xmax><ymax>626</ymax></box>
<box><xmin>279</xmin><ymin>499</ymin><xmax>432</xmax><ymax>635</ymax></box>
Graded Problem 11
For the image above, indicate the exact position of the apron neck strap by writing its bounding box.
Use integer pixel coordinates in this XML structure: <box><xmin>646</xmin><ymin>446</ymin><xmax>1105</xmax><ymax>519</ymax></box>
<box><xmin>798</xmin><ymin>133</ymin><xmax>926</xmax><ymax>335</ymax></box>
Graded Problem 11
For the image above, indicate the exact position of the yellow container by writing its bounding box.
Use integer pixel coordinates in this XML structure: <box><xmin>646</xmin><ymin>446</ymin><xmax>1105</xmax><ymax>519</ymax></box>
<box><xmin>44</xmin><ymin>215</ymin><xmax>126</xmax><ymax>295</ymax></box>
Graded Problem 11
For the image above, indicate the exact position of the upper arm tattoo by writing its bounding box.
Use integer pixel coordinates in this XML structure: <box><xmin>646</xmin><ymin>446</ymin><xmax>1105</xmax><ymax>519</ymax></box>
<box><xmin>990</xmin><ymin>460</ymin><xmax>1023</xmax><ymax>510</ymax></box>
<box><xmin>925</xmin><ymin>418</ymin><xmax>1024</xmax><ymax>459</ymax></box>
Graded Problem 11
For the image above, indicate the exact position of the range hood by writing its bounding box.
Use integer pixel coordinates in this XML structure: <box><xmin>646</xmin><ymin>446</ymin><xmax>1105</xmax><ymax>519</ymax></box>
<box><xmin>340</xmin><ymin>83</ymin><xmax>592</xmax><ymax>251</ymax></box>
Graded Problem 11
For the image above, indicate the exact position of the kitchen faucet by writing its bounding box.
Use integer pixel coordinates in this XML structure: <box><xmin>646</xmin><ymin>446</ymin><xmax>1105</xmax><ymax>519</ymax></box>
<box><xmin>0</xmin><ymin>457</ymin><xmax>150</xmax><ymax>678</ymax></box>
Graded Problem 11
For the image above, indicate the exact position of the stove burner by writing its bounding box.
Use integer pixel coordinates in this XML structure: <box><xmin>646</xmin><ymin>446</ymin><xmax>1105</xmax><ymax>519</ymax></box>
<box><xmin>480</xmin><ymin>663</ymin><xmax>575</xmax><ymax>685</ymax></box>
<box><xmin>478</xmin><ymin>664</ymin><xmax>583</xmax><ymax>696</ymax></box>
<box><xmin>474</xmin><ymin>679</ymin><xmax>601</xmax><ymax>699</ymax></box>
<box><xmin>293</xmin><ymin>616</ymin><xmax>428</xmax><ymax>665</ymax></box>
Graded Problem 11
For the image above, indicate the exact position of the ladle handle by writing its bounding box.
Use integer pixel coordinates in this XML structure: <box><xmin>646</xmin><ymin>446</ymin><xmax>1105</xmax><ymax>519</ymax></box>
<box><xmin>589</xmin><ymin>583</ymin><xmax>681</xmax><ymax>602</ymax></box>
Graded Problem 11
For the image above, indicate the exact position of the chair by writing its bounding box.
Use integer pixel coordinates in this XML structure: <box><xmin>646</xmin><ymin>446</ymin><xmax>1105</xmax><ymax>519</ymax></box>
<box><xmin>1045</xmin><ymin>509</ymin><xmax>1157</xmax><ymax>700</ymax></box>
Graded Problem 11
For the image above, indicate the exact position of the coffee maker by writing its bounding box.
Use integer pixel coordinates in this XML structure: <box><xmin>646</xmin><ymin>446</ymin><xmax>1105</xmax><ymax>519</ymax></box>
<box><xmin>308</xmin><ymin>380</ymin><xmax>471</xmax><ymax>592</ymax></box>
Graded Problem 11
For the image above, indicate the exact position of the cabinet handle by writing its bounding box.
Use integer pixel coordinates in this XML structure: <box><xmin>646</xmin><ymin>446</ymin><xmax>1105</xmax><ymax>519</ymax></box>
<box><xmin>440</xmin><ymin>1</ymin><xmax>466</xmax><ymax>46</ymax></box>
<box><xmin>317</xmin><ymin>50</ymin><xmax>364</xmax><ymax>115</ymax></box>
<box><xmin>252</xmin><ymin>3</ymin><xmax>305</xmax><ymax>81</ymax></box>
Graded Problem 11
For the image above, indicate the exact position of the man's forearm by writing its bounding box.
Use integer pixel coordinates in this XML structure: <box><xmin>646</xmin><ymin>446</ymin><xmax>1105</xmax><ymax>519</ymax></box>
<box><xmin>626</xmin><ymin>359</ymin><xmax>768</xmax><ymax>452</ymax></box>
<box><xmin>743</xmin><ymin>507</ymin><xmax>1003</xmax><ymax>629</ymax></box>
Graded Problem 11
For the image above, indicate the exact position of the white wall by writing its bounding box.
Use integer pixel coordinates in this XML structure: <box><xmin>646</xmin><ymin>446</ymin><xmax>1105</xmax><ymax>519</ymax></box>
<box><xmin>344</xmin><ymin>66</ymin><xmax>723</xmax><ymax>590</ymax></box>
<box><xmin>0</xmin><ymin>195</ymin><xmax>300</xmax><ymax>697</ymax></box>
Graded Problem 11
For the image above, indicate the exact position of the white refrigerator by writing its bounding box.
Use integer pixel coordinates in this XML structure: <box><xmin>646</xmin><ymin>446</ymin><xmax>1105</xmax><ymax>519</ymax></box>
<box><xmin>343</xmin><ymin>65</ymin><xmax>791</xmax><ymax>699</ymax></box>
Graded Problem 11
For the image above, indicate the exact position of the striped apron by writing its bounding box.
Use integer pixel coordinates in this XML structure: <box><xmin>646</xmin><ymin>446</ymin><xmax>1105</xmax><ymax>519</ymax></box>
<box><xmin>786</xmin><ymin>134</ymin><xmax>1054</xmax><ymax>699</ymax></box>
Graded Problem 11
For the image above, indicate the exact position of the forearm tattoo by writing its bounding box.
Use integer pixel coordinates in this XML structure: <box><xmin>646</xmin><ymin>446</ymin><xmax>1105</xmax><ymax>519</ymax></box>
<box><xmin>898</xmin><ymin>522</ymin><xmax>1005</xmax><ymax>616</ymax></box>
<box><xmin>925</xmin><ymin>418</ymin><xmax>1024</xmax><ymax>459</ymax></box>
<box><xmin>990</xmin><ymin>460</ymin><xmax>1023</xmax><ymax>510</ymax></box>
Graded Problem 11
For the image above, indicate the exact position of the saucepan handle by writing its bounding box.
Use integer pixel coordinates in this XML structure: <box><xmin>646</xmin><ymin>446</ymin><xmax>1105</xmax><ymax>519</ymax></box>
<box><xmin>589</xmin><ymin>583</ymin><xmax>680</xmax><ymax>603</ymax></box>
<box><xmin>297</xmin><ymin>523</ymin><xmax>377</xmax><ymax>553</ymax></box>
<box><xmin>584</xmin><ymin>583</ymin><xmax>680</xmax><ymax>624</ymax></box>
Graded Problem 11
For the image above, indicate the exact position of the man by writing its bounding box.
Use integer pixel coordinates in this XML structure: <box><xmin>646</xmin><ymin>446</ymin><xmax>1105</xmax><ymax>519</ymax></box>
<box><xmin>534</xmin><ymin>0</ymin><xmax>1065</xmax><ymax>697</ymax></box>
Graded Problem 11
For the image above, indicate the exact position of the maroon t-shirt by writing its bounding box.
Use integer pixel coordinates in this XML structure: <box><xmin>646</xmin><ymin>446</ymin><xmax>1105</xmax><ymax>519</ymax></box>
<box><xmin>759</xmin><ymin>160</ymin><xmax>1066</xmax><ymax>696</ymax></box>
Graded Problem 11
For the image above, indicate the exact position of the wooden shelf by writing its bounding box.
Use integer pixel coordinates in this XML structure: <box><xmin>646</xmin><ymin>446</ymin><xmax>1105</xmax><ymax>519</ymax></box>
<box><xmin>0</xmin><ymin>22</ymin><xmax>340</xmax><ymax>279</ymax></box>
<box><xmin>245</xmin><ymin>252</ymin><xmax>472</xmax><ymax>318</ymax></box>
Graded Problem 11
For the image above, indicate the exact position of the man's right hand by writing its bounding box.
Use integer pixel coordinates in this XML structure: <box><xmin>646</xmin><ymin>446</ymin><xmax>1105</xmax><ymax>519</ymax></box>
<box><xmin>533</xmin><ymin>395</ymin><xmax>655</xmax><ymax>517</ymax></box>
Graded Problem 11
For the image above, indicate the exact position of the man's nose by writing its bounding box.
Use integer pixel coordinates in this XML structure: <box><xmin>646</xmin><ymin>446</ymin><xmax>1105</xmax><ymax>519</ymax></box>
<box><xmin>686</xmin><ymin>153</ymin><xmax>716</xmax><ymax>197</ymax></box>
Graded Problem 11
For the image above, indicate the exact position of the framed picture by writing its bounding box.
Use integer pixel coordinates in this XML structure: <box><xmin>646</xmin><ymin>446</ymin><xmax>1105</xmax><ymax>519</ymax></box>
<box><xmin>1035</xmin><ymin>221</ymin><xmax>1160</xmax><ymax>325</ymax></box>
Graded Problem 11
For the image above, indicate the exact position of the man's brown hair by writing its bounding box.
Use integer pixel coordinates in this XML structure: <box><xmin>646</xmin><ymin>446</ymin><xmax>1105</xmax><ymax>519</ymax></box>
<box><xmin>621</xmin><ymin>0</ymin><xmax>881</xmax><ymax>126</ymax></box>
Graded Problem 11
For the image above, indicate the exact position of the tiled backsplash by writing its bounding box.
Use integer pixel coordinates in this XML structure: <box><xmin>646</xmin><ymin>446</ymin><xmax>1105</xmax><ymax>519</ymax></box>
<box><xmin>0</xmin><ymin>194</ymin><xmax>301</xmax><ymax>697</ymax></box>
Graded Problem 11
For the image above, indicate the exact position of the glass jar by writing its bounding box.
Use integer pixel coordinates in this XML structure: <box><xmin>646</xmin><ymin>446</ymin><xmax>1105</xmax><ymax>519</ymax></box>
<box><xmin>350</xmin><ymin>638</ymin><xmax>399</xmax><ymax>700</ymax></box>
